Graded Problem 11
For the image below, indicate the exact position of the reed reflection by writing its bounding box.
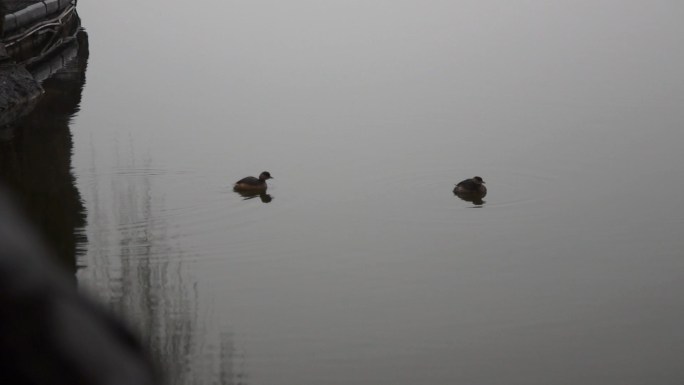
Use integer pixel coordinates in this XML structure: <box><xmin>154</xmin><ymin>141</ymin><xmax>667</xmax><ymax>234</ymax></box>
<box><xmin>0</xmin><ymin>28</ymin><xmax>89</xmax><ymax>271</ymax></box>
<box><xmin>79</xmin><ymin>153</ymin><xmax>246</xmax><ymax>384</ymax></box>
<box><xmin>82</xmin><ymin>155</ymin><xmax>189</xmax><ymax>384</ymax></box>
<box><xmin>218</xmin><ymin>332</ymin><xmax>248</xmax><ymax>385</ymax></box>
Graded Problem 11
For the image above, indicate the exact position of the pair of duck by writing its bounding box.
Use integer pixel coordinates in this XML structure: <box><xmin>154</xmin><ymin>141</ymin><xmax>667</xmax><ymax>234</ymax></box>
<box><xmin>234</xmin><ymin>171</ymin><xmax>486</xmax><ymax>196</ymax></box>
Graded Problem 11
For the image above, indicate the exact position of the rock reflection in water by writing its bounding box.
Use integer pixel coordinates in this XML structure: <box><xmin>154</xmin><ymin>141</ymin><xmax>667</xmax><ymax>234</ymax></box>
<box><xmin>0</xmin><ymin>29</ymin><xmax>89</xmax><ymax>271</ymax></box>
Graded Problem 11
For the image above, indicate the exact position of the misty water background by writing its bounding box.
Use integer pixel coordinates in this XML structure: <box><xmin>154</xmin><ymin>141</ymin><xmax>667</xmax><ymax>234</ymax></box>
<box><xmin>10</xmin><ymin>0</ymin><xmax>684</xmax><ymax>384</ymax></box>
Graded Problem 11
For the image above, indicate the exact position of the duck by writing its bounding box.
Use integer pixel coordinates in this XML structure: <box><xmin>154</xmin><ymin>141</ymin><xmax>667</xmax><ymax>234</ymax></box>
<box><xmin>453</xmin><ymin>176</ymin><xmax>486</xmax><ymax>195</ymax></box>
<box><xmin>234</xmin><ymin>171</ymin><xmax>272</xmax><ymax>192</ymax></box>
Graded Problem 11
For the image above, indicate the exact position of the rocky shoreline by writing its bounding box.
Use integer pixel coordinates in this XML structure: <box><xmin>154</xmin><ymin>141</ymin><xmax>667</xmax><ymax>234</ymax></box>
<box><xmin>0</xmin><ymin>0</ymin><xmax>78</xmax><ymax>125</ymax></box>
<box><xmin>0</xmin><ymin>46</ymin><xmax>43</xmax><ymax>126</ymax></box>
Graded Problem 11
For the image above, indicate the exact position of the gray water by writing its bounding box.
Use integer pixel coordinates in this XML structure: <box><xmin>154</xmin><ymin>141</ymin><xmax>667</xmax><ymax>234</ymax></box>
<box><xmin>58</xmin><ymin>0</ymin><xmax>684</xmax><ymax>383</ymax></box>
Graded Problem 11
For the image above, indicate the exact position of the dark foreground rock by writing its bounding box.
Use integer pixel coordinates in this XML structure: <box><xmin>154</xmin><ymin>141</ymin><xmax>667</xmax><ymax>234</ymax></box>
<box><xmin>0</xmin><ymin>189</ymin><xmax>160</xmax><ymax>385</ymax></box>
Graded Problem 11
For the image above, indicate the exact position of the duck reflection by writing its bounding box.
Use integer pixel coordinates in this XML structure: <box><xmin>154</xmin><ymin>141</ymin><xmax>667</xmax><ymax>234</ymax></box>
<box><xmin>234</xmin><ymin>189</ymin><xmax>273</xmax><ymax>203</ymax></box>
<box><xmin>454</xmin><ymin>190</ymin><xmax>486</xmax><ymax>206</ymax></box>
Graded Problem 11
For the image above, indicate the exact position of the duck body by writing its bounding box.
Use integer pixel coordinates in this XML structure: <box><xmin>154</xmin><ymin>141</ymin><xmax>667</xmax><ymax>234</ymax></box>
<box><xmin>454</xmin><ymin>176</ymin><xmax>487</xmax><ymax>195</ymax></box>
<box><xmin>234</xmin><ymin>171</ymin><xmax>272</xmax><ymax>192</ymax></box>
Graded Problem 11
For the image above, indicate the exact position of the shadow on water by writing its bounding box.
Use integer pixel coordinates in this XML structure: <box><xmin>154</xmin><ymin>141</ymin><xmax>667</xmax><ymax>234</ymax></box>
<box><xmin>0</xmin><ymin>28</ymin><xmax>89</xmax><ymax>272</ymax></box>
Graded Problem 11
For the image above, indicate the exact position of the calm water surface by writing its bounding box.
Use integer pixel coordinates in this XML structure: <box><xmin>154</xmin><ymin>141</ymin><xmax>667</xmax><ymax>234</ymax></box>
<box><xmin>10</xmin><ymin>0</ymin><xmax>684</xmax><ymax>384</ymax></box>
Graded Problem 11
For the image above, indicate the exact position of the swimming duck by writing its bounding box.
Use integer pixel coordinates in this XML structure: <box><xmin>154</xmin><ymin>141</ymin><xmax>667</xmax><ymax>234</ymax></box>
<box><xmin>453</xmin><ymin>176</ymin><xmax>486</xmax><ymax>195</ymax></box>
<box><xmin>234</xmin><ymin>171</ymin><xmax>272</xmax><ymax>192</ymax></box>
